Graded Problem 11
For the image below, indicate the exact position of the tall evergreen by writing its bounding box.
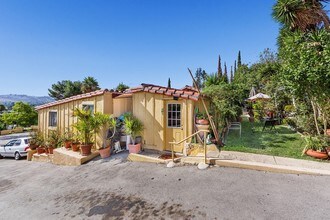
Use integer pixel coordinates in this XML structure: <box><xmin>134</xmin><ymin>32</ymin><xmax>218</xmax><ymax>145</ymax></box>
<box><xmin>237</xmin><ymin>51</ymin><xmax>242</xmax><ymax>67</ymax></box>
<box><xmin>167</xmin><ymin>78</ymin><xmax>171</xmax><ymax>88</ymax></box>
<box><xmin>223</xmin><ymin>62</ymin><xmax>228</xmax><ymax>83</ymax></box>
<box><xmin>217</xmin><ymin>55</ymin><xmax>223</xmax><ymax>78</ymax></box>
<box><xmin>234</xmin><ymin>60</ymin><xmax>237</xmax><ymax>73</ymax></box>
<box><xmin>230</xmin><ymin>66</ymin><xmax>234</xmax><ymax>83</ymax></box>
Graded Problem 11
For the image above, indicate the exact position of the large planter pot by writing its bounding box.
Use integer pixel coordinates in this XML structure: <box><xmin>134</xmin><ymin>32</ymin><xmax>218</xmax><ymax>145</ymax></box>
<box><xmin>128</xmin><ymin>143</ymin><xmax>141</xmax><ymax>154</ymax></box>
<box><xmin>80</xmin><ymin>144</ymin><xmax>92</xmax><ymax>156</ymax></box>
<box><xmin>48</xmin><ymin>147</ymin><xmax>54</xmax><ymax>154</ymax></box>
<box><xmin>196</xmin><ymin>119</ymin><xmax>209</xmax><ymax>125</ymax></box>
<box><xmin>71</xmin><ymin>143</ymin><xmax>80</xmax><ymax>152</ymax></box>
<box><xmin>196</xmin><ymin>124</ymin><xmax>209</xmax><ymax>139</ymax></box>
<box><xmin>37</xmin><ymin>147</ymin><xmax>45</xmax><ymax>154</ymax></box>
<box><xmin>99</xmin><ymin>147</ymin><xmax>111</xmax><ymax>159</ymax></box>
<box><xmin>64</xmin><ymin>141</ymin><xmax>72</xmax><ymax>149</ymax></box>
<box><xmin>305</xmin><ymin>149</ymin><xmax>328</xmax><ymax>160</ymax></box>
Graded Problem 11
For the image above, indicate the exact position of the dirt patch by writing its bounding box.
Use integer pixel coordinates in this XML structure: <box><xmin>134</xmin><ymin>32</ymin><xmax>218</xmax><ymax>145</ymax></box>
<box><xmin>55</xmin><ymin>189</ymin><xmax>203</xmax><ymax>219</ymax></box>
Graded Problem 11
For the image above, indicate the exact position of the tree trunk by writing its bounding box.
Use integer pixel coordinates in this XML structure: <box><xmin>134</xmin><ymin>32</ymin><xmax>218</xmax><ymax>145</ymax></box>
<box><xmin>311</xmin><ymin>99</ymin><xmax>321</xmax><ymax>135</ymax></box>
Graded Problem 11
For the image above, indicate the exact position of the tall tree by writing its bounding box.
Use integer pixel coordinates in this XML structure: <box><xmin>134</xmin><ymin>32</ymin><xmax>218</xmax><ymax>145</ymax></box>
<box><xmin>81</xmin><ymin>76</ymin><xmax>100</xmax><ymax>93</ymax></box>
<box><xmin>272</xmin><ymin>0</ymin><xmax>330</xmax><ymax>32</ymax></box>
<box><xmin>223</xmin><ymin>63</ymin><xmax>228</xmax><ymax>83</ymax></box>
<box><xmin>234</xmin><ymin>60</ymin><xmax>237</xmax><ymax>73</ymax></box>
<box><xmin>194</xmin><ymin>68</ymin><xmax>207</xmax><ymax>89</ymax></box>
<box><xmin>116</xmin><ymin>82</ymin><xmax>129</xmax><ymax>92</ymax></box>
<box><xmin>167</xmin><ymin>78</ymin><xmax>171</xmax><ymax>88</ymax></box>
<box><xmin>237</xmin><ymin>51</ymin><xmax>242</xmax><ymax>67</ymax></box>
<box><xmin>1</xmin><ymin>102</ymin><xmax>37</xmax><ymax>127</ymax></box>
<box><xmin>217</xmin><ymin>55</ymin><xmax>223</xmax><ymax>78</ymax></box>
<box><xmin>230</xmin><ymin>66</ymin><xmax>234</xmax><ymax>83</ymax></box>
<box><xmin>48</xmin><ymin>80</ymin><xmax>82</xmax><ymax>100</ymax></box>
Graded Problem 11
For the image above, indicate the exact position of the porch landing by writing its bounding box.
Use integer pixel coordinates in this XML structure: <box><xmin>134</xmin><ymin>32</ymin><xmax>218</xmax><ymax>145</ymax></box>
<box><xmin>52</xmin><ymin>147</ymin><xmax>99</xmax><ymax>166</ymax></box>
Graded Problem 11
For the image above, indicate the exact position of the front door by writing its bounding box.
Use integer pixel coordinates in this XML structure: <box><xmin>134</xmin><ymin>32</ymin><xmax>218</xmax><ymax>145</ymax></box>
<box><xmin>165</xmin><ymin>101</ymin><xmax>184</xmax><ymax>152</ymax></box>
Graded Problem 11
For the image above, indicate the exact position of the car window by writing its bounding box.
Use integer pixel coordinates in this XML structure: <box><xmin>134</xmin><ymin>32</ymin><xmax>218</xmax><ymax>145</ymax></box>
<box><xmin>5</xmin><ymin>140</ymin><xmax>16</xmax><ymax>146</ymax></box>
<box><xmin>24</xmin><ymin>139</ymin><xmax>30</xmax><ymax>144</ymax></box>
<box><xmin>14</xmin><ymin>140</ymin><xmax>21</xmax><ymax>146</ymax></box>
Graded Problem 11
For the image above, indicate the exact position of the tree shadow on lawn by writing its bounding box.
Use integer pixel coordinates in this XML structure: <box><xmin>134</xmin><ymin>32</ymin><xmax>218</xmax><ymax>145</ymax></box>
<box><xmin>225</xmin><ymin>121</ymin><xmax>303</xmax><ymax>152</ymax></box>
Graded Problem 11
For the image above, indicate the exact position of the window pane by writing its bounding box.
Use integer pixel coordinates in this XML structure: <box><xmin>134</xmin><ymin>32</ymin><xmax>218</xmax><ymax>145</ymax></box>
<box><xmin>176</xmin><ymin>104</ymin><xmax>180</xmax><ymax>111</ymax></box>
<box><xmin>172</xmin><ymin>104</ymin><xmax>176</xmax><ymax>111</ymax></box>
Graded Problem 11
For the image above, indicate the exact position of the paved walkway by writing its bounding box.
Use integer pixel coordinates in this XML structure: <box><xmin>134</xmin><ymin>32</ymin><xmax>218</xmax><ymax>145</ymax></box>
<box><xmin>217</xmin><ymin>151</ymin><xmax>330</xmax><ymax>175</ymax></box>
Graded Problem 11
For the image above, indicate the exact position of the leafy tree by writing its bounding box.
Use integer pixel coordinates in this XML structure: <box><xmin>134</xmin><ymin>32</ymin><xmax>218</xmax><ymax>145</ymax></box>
<box><xmin>81</xmin><ymin>76</ymin><xmax>100</xmax><ymax>93</ymax></box>
<box><xmin>194</xmin><ymin>68</ymin><xmax>207</xmax><ymax>89</ymax></box>
<box><xmin>272</xmin><ymin>0</ymin><xmax>330</xmax><ymax>32</ymax></box>
<box><xmin>48</xmin><ymin>80</ymin><xmax>82</xmax><ymax>100</ymax></box>
<box><xmin>217</xmin><ymin>55</ymin><xmax>223</xmax><ymax>78</ymax></box>
<box><xmin>1</xmin><ymin>102</ymin><xmax>37</xmax><ymax>127</ymax></box>
<box><xmin>237</xmin><ymin>51</ymin><xmax>242</xmax><ymax>67</ymax></box>
<box><xmin>204</xmin><ymin>73</ymin><xmax>221</xmax><ymax>87</ymax></box>
<box><xmin>0</xmin><ymin>104</ymin><xmax>6</xmax><ymax>112</ymax></box>
<box><xmin>116</xmin><ymin>82</ymin><xmax>129</xmax><ymax>92</ymax></box>
<box><xmin>167</xmin><ymin>78</ymin><xmax>171</xmax><ymax>88</ymax></box>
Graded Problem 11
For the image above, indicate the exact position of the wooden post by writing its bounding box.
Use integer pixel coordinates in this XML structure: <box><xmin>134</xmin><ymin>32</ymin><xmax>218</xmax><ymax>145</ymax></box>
<box><xmin>188</xmin><ymin>68</ymin><xmax>222</xmax><ymax>146</ymax></box>
<box><xmin>171</xmin><ymin>143</ymin><xmax>174</xmax><ymax>162</ymax></box>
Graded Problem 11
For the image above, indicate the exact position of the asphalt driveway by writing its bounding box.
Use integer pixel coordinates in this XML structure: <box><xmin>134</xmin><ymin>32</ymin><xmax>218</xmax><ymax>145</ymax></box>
<box><xmin>0</xmin><ymin>154</ymin><xmax>329</xmax><ymax>219</ymax></box>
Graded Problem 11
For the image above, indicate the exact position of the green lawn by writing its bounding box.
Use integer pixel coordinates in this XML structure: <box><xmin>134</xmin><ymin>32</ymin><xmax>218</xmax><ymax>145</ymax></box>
<box><xmin>224</xmin><ymin>118</ymin><xmax>321</xmax><ymax>161</ymax></box>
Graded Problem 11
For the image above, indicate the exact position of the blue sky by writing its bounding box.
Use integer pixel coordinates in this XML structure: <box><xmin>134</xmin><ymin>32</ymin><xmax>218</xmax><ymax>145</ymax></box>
<box><xmin>0</xmin><ymin>0</ymin><xmax>280</xmax><ymax>96</ymax></box>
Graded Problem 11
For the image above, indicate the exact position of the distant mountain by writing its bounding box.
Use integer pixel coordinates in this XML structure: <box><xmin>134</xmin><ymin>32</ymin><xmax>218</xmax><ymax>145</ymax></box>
<box><xmin>0</xmin><ymin>94</ymin><xmax>54</xmax><ymax>108</ymax></box>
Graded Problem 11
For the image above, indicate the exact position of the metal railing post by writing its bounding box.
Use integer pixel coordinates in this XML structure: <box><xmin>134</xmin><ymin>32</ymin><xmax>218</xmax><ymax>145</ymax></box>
<box><xmin>204</xmin><ymin>131</ymin><xmax>207</xmax><ymax>164</ymax></box>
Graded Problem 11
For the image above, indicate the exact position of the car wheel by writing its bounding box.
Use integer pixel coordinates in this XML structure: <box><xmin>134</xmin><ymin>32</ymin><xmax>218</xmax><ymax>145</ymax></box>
<box><xmin>15</xmin><ymin>152</ymin><xmax>21</xmax><ymax>160</ymax></box>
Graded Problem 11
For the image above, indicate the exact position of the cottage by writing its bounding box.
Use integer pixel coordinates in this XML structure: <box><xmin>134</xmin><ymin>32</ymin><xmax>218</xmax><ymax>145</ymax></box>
<box><xmin>36</xmin><ymin>84</ymin><xmax>207</xmax><ymax>152</ymax></box>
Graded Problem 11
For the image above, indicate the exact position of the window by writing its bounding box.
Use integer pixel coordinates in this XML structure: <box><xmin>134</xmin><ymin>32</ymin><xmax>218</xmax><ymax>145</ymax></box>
<box><xmin>14</xmin><ymin>140</ymin><xmax>21</xmax><ymax>146</ymax></box>
<box><xmin>82</xmin><ymin>104</ymin><xmax>94</xmax><ymax>114</ymax></box>
<box><xmin>49</xmin><ymin>111</ymin><xmax>57</xmax><ymax>127</ymax></box>
<box><xmin>167</xmin><ymin>103</ymin><xmax>181</xmax><ymax>128</ymax></box>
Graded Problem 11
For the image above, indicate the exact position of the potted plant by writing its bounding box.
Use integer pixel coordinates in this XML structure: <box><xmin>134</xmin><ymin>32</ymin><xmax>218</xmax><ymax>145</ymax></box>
<box><xmin>62</xmin><ymin>130</ymin><xmax>73</xmax><ymax>149</ymax></box>
<box><xmin>124</xmin><ymin>115</ymin><xmax>144</xmax><ymax>154</ymax></box>
<box><xmin>71</xmin><ymin>133</ymin><xmax>80</xmax><ymax>152</ymax></box>
<box><xmin>47</xmin><ymin>130</ymin><xmax>61</xmax><ymax>154</ymax></box>
<box><xmin>195</xmin><ymin>112</ymin><xmax>209</xmax><ymax>125</ymax></box>
<box><xmin>73</xmin><ymin>108</ymin><xmax>112</xmax><ymax>156</ymax></box>
<box><xmin>99</xmin><ymin>116</ymin><xmax>117</xmax><ymax>159</ymax></box>
<box><xmin>36</xmin><ymin>135</ymin><xmax>46</xmax><ymax>155</ymax></box>
<box><xmin>303</xmin><ymin>136</ymin><xmax>329</xmax><ymax>160</ymax></box>
<box><xmin>29</xmin><ymin>131</ymin><xmax>42</xmax><ymax>150</ymax></box>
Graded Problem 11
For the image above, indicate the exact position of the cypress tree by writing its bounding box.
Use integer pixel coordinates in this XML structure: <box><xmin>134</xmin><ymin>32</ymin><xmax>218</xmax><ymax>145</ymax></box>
<box><xmin>230</xmin><ymin>66</ymin><xmax>233</xmax><ymax>83</ymax></box>
<box><xmin>167</xmin><ymin>78</ymin><xmax>171</xmax><ymax>88</ymax></box>
<box><xmin>237</xmin><ymin>51</ymin><xmax>242</xmax><ymax>67</ymax></box>
<box><xmin>223</xmin><ymin>62</ymin><xmax>228</xmax><ymax>83</ymax></box>
<box><xmin>234</xmin><ymin>60</ymin><xmax>237</xmax><ymax>73</ymax></box>
<box><xmin>217</xmin><ymin>55</ymin><xmax>222</xmax><ymax>78</ymax></box>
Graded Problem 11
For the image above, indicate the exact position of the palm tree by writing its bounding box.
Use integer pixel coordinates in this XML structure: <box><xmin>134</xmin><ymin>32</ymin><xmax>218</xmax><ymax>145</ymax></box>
<box><xmin>81</xmin><ymin>76</ymin><xmax>100</xmax><ymax>93</ymax></box>
<box><xmin>272</xmin><ymin>0</ymin><xmax>330</xmax><ymax>32</ymax></box>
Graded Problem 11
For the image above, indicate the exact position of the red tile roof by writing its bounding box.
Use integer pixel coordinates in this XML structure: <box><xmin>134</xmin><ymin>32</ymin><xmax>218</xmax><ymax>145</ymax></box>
<box><xmin>35</xmin><ymin>89</ymin><xmax>113</xmax><ymax>110</ymax></box>
<box><xmin>128</xmin><ymin>83</ymin><xmax>200</xmax><ymax>101</ymax></box>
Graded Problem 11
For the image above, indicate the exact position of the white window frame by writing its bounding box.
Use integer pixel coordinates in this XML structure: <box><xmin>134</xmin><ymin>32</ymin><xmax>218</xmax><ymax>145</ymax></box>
<box><xmin>167</xmin><ymin>103</ymin><xmax>181</xmax><ymax>128</ymax></box>
<box><xmin>48</xmin><ymin>111</ymin><xmax>58</xmax><ymax>127</ymax></box>
<box><xmin>82</xmin><ymin>102</ymin><xmax>94</xmax><ymax>114</ymax></box>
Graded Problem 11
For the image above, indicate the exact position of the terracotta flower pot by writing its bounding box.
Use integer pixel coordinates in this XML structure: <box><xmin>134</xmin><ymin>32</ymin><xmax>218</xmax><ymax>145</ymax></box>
<box><xmin>305</xmin><ymin>149</ymin><xmax>328</xmax><ymax>160</ymax></box>
<box><xmin>99</xmin><ymin>147</ymin><xmax>111</xmax><ymax>159</ymax></box>
<box><xmin>48</xmin><ymin>147</ymin><xmax>54</xmax><ymax>154</ymax></box>
<box><xmin>196</xmin><ymin>119</ymin><xmax>209</xmax><ymax>125</ymax></box>
<box><xmin>64</xmin><ymin>141</ymin><xmax>72</xmax><ymax>149</ymax></box>
<box><xmin>128</xmin><ymin>143</ymin><xmax>141</xmax><ymax>154</ymax></box>
<box><xmin>71</xmin><ymin>143</ymin><xmax>80</xmax><ymax>152</ymax></box>
<box><xmin>37</xmin><ymin>147</ymin><xmax>45</xmax><ymax>154</ymax></box>
<box><xmin>80</xmin><ymin>144</ymin><xmax>92</xmax><ymax>156</ymax></box>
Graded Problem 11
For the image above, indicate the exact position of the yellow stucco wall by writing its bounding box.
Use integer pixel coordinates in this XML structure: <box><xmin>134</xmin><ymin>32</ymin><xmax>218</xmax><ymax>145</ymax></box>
<box><xmin>113</xmin><ymin>96</ymin><xmax>133</xmax><ymax>117</ymax></box>
<box><xmin>37</xmin><ymin>92</ymin><xmax>113</xmax><ymax>149</ymax></box>
<box><xmin>132</xmin><ymin>92</ymin><xmax>202</xmax><ymax>152</ymax></box>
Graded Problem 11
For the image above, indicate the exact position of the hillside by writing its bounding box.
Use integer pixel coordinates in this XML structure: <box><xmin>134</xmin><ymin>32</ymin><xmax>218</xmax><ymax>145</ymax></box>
<box><xmin>0</xmin><ymin>94</ymin><xmax>53</xmax><ymax>108</ymax></box>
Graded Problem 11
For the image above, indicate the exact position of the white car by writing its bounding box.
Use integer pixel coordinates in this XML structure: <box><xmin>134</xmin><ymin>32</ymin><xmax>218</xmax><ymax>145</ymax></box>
<box><xmin>0</xmin><ymin>137</ymin><xmax>30</xmax><ymax>160</ymax></box>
